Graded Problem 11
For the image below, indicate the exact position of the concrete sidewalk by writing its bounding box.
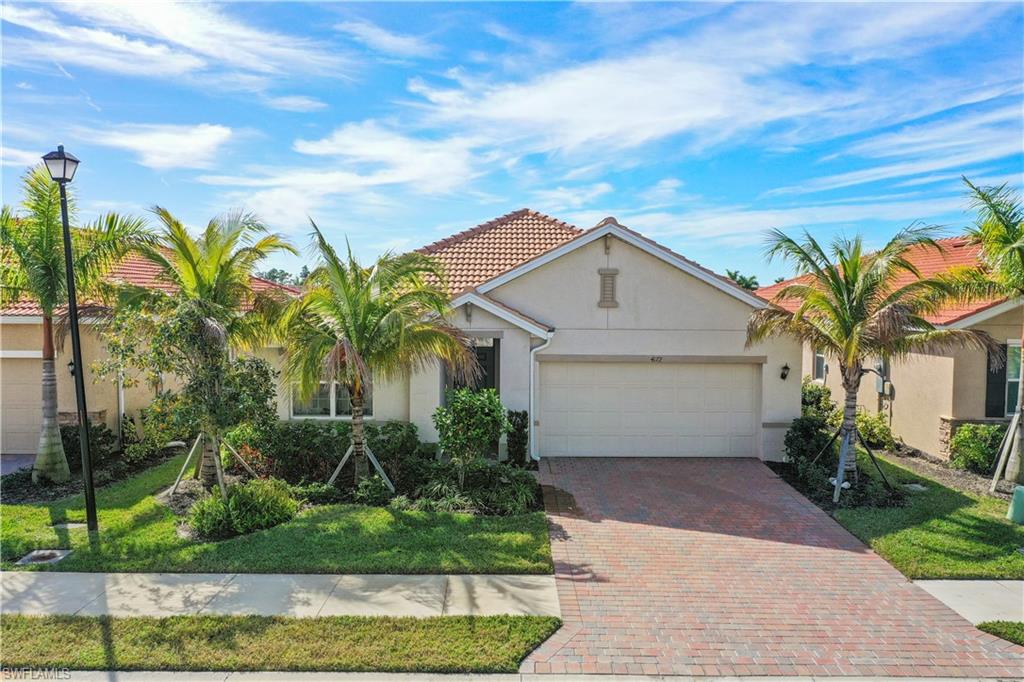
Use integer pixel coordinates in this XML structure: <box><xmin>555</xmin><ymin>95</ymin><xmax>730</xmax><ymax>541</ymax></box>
<box><xmin>0</xmin><ymin>571</ymin><xmax>560</xmax><ymax>618</ymax></box>
<box><xmin>915</xmin><ymin>579</ymin><xmax>1024</xmax><ymax>624</ymax></box>
<box><xmin>22</xmin><ymin>672</ymin><xmax>1010</xmax><ymax>681</ymax></box>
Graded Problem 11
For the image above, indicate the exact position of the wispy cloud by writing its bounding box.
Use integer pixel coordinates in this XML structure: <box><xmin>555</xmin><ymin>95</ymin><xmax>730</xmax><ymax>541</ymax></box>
<box><xmin>86</xmin><ymin>123</ymin><xmax>233</xmax><ymax>170</ymax></box>
<box><xmin>263</xmin><ymin>95</ymin><xmax>328</xmax><ymax>112</ymax></box>
<box><xmin>335</xmin><ymin>20</ymin><xmax>438</xmax><ymax>58</ymax></box>
<box><xmin>533</xmin><ymin>182</ymin><xmax>613</xmax><ymax>211</ymax></box>
<box><xmin>1</xmin><ymin>2</ymin><xmax>348</xmax><ymax>101</ymax></box>
<box><xmin>1</xmin><ymin>146</ymin><xmax>44</xmax><ymax>168</ymax></box>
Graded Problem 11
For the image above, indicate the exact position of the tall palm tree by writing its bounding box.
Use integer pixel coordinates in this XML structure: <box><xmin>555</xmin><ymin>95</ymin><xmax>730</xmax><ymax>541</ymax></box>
<box><xmin>748</xmin><ymin>225</ymin><xmax>998</xmax><ymax>492</ymax></box>
<box><xmin>0</xmin><ymin>165</ymin><xmax>150</xmax><ymax>484</ymax></box>
<box><xmin>282</xmin><ymin>223</ymin><xmax>477</xmax><ymax>482</ymax></box>
<box><xmin>944</xmin><ymin>179</ymin><xmax>1024</xmax><ymax>481</ymax></box>
<box><xmin>127</xmin><ymin>207</ymin><xmax>295</xmax><ymax>490</ymax></box>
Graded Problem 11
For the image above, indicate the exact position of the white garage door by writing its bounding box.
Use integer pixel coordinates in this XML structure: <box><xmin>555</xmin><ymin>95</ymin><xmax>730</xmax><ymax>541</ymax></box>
<box><xmin>1</xmin><ymin>358</ymin><xmax>42</xmax><ymax>454</ymax></box>
<box><xmin>539</xmin><ymin>361</ymin><xmax>759</xmax><ymax>457</ymax></box>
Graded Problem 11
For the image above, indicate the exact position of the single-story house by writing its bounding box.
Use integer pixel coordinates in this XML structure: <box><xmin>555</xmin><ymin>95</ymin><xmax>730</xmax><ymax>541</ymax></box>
<box><xmin>0</xmin><ymin>257</ymin><xmax>296</xmax><ymax>455</ymax></box>
<box><xmin>2</xmin><ymin>209</ymin><xmax>802</xmax><ymax>461</ymax></box>
<box><xmin>757</xmin><ymin>236</ymin><xmax>1022</xmax><ymax>459</ymax></box>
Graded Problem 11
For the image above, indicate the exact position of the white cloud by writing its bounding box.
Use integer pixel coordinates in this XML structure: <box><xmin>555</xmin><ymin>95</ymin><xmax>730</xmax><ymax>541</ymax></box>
<box><xmin>640</xmin><ymin>178</ymin><xmax>687</xmax><ymax>205</ymax></box>
<box><xmin>86</xmin><ymin>123</ymin><xmax>233</xmax><ymax>170</ymax></box>
<box><xmin>533</xmin><ymin>182</ymin><xmax>613</xmax><ymax>211</ymax></box>
<box><xmin>769</xmin><ymin>105</ymin><xmax>1023</xmax><ymax>195</ymax></box>
<box><xmin>335</xmin><ymin>20</ymin><xmax>437</xmax><ymax>58</ymax></box>
<box><xmin>1</xmin><ymin>146</ymin><xmax>43</xmax><ymax>168</ymax></box>
<box><xmin>263</xmin><ymin>95</ymin><xmax>328</xmax><ymax>112</ymax></box>
<box><xmin>1</xmin><ymin>2</ymin><xmax>347</xmax><ymax>104</ymax></box>
<box><xmin>407</xmin><ymin>2</ymin><xmax>1019</xmax><ymax>161</ymax></box>
<box><xmin>292</xmin><ymin>121</ymin><xmax>477</xmax><ymax>193</ymax></box>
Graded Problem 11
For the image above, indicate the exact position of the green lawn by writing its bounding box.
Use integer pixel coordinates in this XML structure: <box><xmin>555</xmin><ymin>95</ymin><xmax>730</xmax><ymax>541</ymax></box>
<box><xmin>1</xmin><ymin>455</ymin><xmax>552</xmax><ymax>574</ymax></box>
<box><xmin>0</xmin><ymin>614</ymin><xmax>560</xmax><ymax>673</ymax></box>
<box><xmin>978</xmin><ymin>621</ymin><xmax>1024</xmax><ymax>647</ymax></box>
<box><xmin>832</xmin><ymin>454</ymin><xmax>1024</xmax><ymax>579</ymax></box>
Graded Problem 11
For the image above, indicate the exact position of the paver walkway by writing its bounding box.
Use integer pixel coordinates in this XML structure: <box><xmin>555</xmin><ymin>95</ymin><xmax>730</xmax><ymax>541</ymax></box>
<box><xmin>0</xmin><ymin>571</ymin><xmax>559</xmax><ymax>618</ymax></box>
<box><xmin>523</xmin><ymin>457</ymin><xmax>1024</xmax><ymax>677</ymax></box>
<box><xmin>916</xmin><ymin>580</ymin><xmax>1024</xmax><ymax>624</ymax></box>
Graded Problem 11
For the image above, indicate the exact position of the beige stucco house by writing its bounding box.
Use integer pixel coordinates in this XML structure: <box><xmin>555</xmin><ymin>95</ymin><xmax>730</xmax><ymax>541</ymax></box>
<box><xmin>2</xmin><ymin>209</ymin><xmax>802</xmax><ymax>461</ymax></box>
<box><xmin>758</xmin><ymin>236</ymin><xmax>1022</xmax><ymax>459</ymax></box>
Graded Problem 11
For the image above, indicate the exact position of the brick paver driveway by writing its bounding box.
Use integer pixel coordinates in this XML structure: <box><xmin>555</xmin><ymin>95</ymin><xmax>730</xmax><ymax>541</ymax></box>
<box><xmin>524</xmin><ymin>458</ymin><xmax>1024</xmax><ymax>677</ymax></box>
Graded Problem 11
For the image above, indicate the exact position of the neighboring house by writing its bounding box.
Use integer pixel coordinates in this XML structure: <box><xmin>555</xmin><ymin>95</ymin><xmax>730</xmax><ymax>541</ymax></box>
<box><xmin>316</xmin><ymin>208</ymin><xmax>800</xmax><ymax>460</ymax></box>
<box><xmin>2</xmin><ymin>209</ymin><xmax>802</xmax><ymax>461</ymax></box>
<box><xmin>757</xmin><ymin>236</ymin><xmax>1022</xmax><ymax>459</ymax></box>
<box><xmin>0</xmin><ymin>254</ymin><xmax>296</xmax><ymax>455</ymax></box>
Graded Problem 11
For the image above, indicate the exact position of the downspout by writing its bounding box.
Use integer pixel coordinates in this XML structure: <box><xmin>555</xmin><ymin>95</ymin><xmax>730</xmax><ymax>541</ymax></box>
<box><xmin>116</xmin><ymin>371</ymin><xmax>125</xmax><ymax>449</ymax></box>
<box><xmin>529</xmin><ymin>332</ymin><xmax>554</xmax><ymax>461</ymax></box>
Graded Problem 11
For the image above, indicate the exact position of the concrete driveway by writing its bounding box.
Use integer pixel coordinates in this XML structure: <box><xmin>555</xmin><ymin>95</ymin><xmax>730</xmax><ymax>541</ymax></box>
<box><xmin>524</xmin><ymin>457</ymin><xmax>1024</xmax><ymax>677</ymax></box>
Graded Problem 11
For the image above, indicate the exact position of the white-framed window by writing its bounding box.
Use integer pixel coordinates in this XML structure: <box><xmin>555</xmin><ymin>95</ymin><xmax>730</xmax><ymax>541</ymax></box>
<box><xmin>291</xmin><ymin>382</ymin><xmax>373</xmax><ymax>419</ymax></box>
<box><xmin>812</xmin><ymin>349</ymin><xmax>827</xmax><ymax>381</ymax></box>
<box><xmin>1007</xmin><ymin>342</ymin><xmax>1021</xmax><ymax>417</ymax></box>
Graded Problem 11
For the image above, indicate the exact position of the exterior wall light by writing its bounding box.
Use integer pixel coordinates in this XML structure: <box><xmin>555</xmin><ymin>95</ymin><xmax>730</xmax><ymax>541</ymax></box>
<box><xmin>780</xmin><ymin>363</ymin><xmax>791</xmax><ymax>380</ymax></box>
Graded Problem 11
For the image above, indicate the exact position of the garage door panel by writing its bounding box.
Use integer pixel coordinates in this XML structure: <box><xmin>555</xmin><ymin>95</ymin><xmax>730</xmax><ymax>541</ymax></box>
<box><xmin>1</xmin><ymin>358</ymin><xmax>43</xmax><ymax>454</ymax></box>
<box><xmin>539</xmin><ymin>361</ymin><xmax>759</xmax><ymax>458</ymax></box>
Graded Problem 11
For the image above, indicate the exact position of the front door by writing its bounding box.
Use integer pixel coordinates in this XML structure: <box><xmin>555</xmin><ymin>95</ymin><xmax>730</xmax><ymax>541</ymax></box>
<box><xmin>454</xmin><ymin>338</ymin><xmax>500</xmax><ymax>392</ymax></box>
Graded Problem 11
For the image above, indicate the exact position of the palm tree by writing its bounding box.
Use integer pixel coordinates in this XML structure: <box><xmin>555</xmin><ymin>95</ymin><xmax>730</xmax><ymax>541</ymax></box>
<box><xmin>945</xmin><ymin>179</ymin><xmax>1024</xmax><ymax>481</ymax></box>
<box><xmin>0</xmin><ymin>165</ymin><xmax>150</xmax><ymax>484</ymax></box>
<box><xmin>281</xmin><ymin>223</ymin><xmax>477</xmax><ymax>482</ymax></box>
<box><xmin>128</xmin><ymin>207</ymin><xmax>295</xmax><ymax>490</ymax></box>
<box><xmin>748</xmin><ymin>225</ymin><xmax>998</xmax><ymax>493</ymax></box>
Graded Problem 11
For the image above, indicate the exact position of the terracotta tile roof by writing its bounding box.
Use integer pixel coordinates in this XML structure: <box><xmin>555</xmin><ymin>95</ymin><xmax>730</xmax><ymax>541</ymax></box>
<box><xmin>1</xmin><ymin>252</ymin><xmax>299</xmax><ymax>318</ymax></box>
<box><xmin>756</xmin><ymin>237</ymin><xmax>1005</xmax><ymax>325</ymax></box>
<box><xmin>417</xmin><ymin>208</ymin><xmax>582</xmax><ymax>294</ymax></box>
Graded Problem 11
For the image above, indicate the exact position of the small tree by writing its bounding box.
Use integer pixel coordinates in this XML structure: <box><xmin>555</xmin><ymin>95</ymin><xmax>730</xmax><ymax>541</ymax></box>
<box><xmin>1</xmin><ymin>166</ymin><xmax>151</xmax><ymax>483</ymax></box>
<box><xmin>942</xmin><ymin>179</ymin><xmax>1024</xmax><ymax>482</ymax></box>
<box><xmin>97</xmin><ymin>208</ymin><xmax>293</xmax><ymax>492</ymax></box>
<box><xmin>726</xmin><ymin>269</ymin><xmax>759</xmax><ymax>290</ymax></box>
<box><xmin>281</xmin><ymin>222</ymin><xmax>477</xmax><ymax>483</ymax></box>
<box><xmin>433</xmin><ymin>388</ymin><xmax>510</xmax><ymax>487</ymax></box>
<box><xmin>749</xmin><ymin>226</ymin><xmax>998</xmax><ymax>499</ymax></box>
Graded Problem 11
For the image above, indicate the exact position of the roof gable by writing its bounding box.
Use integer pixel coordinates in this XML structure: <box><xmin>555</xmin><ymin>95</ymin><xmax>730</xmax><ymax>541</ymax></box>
<box><xmin>416</xmin><ymin>208</ymin><xmax>581</xmax><ymax>294</ymax></box>
<box><xmin>756</xmin><ymin>236</ymin><xmax>1005</xmax><ymax>326</ymax></box>
<box><xmin>476</xmin><ymin>217</ymin><xmax>767</xmax><ymax>309</ymax></box>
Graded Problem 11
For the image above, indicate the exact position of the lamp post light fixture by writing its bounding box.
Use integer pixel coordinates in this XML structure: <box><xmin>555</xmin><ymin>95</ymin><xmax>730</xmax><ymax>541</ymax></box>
<box><xmin>42</xmin><ymin>145</ymin><xmax>98</xmax><ymax>533</ymax></box>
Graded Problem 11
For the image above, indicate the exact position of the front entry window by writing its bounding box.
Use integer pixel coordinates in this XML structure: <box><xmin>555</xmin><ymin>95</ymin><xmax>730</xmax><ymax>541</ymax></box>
<box><xmin>292</xmin><ymin>382</ymin><xmax>372</xmax><ymax>418</ymax></box>
<box><xmin>1008</xmin><ymin>343</ymin><xmax>1021</xmax><ymax>416</ymax></box>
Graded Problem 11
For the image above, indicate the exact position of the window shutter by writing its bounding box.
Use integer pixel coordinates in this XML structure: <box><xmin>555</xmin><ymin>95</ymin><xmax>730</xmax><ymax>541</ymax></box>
<box><xmin>985</xmin><ymin>345</ymin><xmax>1007</xmax><ymax>418</ymax></box>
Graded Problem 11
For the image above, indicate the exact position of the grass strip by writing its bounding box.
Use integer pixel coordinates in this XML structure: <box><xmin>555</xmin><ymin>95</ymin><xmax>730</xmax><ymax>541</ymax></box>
<box><xmin>2</xmin><ymin>455</ymin><xmax>552</xmax><ymax>575</ymax></box>
<box><xmin>977</xmin><ymin>620</ymin><xmax>1024</xmax><ymax>647</ymax></box>
<box><xmin>0</xmin><ymin>614</ymin><xmax>561</xmax><ymax>673</ymax></box>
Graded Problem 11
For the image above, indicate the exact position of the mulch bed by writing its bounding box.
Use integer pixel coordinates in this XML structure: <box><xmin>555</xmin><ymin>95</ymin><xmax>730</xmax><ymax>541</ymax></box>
<box><xmin>0</xmin><ymin>449</ymin><xmax>182</xmax><ymax>505</ymax></box>
<box><xmin>882</xmin><ymin>447</ymin><xmax>1016</xmax><ymax>500</ymax></box>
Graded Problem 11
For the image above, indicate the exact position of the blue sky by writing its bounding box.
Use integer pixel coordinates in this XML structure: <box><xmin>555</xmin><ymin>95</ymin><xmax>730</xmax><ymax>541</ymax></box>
<box><xmin>3</xmin><ymin>1</ymin><xmax>1022</xmax><ymax>283</ymax></box>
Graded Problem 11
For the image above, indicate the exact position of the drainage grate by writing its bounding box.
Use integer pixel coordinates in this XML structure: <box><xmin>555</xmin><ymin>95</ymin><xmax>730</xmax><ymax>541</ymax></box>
<box><xmin>16</xmin><ymin>549</ymin><xmax>72</xmax><ymax>565</ymax></box>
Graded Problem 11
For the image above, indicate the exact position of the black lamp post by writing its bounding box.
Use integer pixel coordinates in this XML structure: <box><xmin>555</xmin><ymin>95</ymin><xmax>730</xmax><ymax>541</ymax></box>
<box><xmin>42</xmin><ymin>145</ymin><xmax>98</xmax><ymax>533</ymax></box>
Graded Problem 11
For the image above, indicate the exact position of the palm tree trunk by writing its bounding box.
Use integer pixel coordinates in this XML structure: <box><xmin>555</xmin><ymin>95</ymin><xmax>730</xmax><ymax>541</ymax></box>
<box><xmin>1007</xmin><ymin>324</ymin><xmax>1024</xmax><ymax>484</ymax></box>
<box><xmin>351</xmin><ymin>388</ymin><xmax>369</xmax><ymax>483</ymax></box>
<box><xmin>33</xmin><ymin>315</ymin><xmax>71</xmax><ymax>484</ymax></box>
<box><xmin>840</xmin><ymin>362</ymin><xmax>862</xmax><ymax>478</ymax></box>
<box><xmin>199</xmin><ymin>429</ymin><xmax>221</xmax><ymax>491</ymax></box>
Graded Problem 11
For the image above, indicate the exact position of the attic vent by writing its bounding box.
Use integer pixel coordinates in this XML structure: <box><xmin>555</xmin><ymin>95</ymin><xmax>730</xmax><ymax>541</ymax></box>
<box><xmin>598</xmin><ymin>268</ymin><xmax>618</xmax><ymax>308</ymax></box>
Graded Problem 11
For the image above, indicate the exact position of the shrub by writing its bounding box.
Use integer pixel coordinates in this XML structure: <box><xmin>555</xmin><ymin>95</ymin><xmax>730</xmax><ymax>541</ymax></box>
<box><xmin>784</xmin><ymin>415</ymin><xmax>834</xmax><ymax>465</ymax></box>
<box><xmin>227</xmin><ymin>478</ymin><xmax>299</xmax><ymax>535</ymax></box>
<box><xmin>60</xmin><ymin>422</ymin><xmax>118</xmax><ymax>472</ymax></box>
<box><xmin>414</xmin><ymin>459</ymin><xmax>541</xmax><ymax>515</ymax></box>
<box><xmin>950</xmin><ymin>423</ymin><xmax>1007</xmax><ymax>474</ymax></box>
<box><xmin>801</xmin><ymin>377</ymin><xmax>835</xmax><ymax>419</ymax></box>
<box><xmin>291</xmin><ymin>481</ymin><xmax>348</xmax><ymax>505</ymax></box>
<box><xmin>354</xmin><ymin>476</ymin><xmax>394</xmax><ymax>506</ymax></box>
<box><xmin>261</xmin><ymin>420</ymin><xmax>351</xmax><ymax>483</ymax></box>
<box><xmin>189</xmin><ymin>478</ymin><xmax>298</xmax><ymax>540</ymax></box>
<box><xmin>506</xmin><ymin>410</ymin><xmax>529</xmax><ymax>467</ymax></box>
<box><xmin>141</xmin><ymin>391</ymin><xmax>200</xmax><ymax>445</ymax></box>
<box><xmin>189</xmin><ymin>493</ymin><xmax>235</xmax><ymax>540</ymax></box>
<box><xmin>855</xmin><ymin>410</ymin><xmax>897</xmax><ymax>451</ymax></box>
<box><xmin>433</xmin><ymin>388</ymin><xmax>510</xmax><ymax>487</ymax></box>
<box><xmin>122</xmin><ymin>442</ymin><xmax>153</xmax><ymax>466</ymax></box>
<box><xmin>366</xmin><ymin>421</ymin><xmax>420</xmax><ymax>483</ymax></box>
<box><xmin>828</xmin><ymin>408</ymin><xmax>897</xmax><ymax>451</ymax></box>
